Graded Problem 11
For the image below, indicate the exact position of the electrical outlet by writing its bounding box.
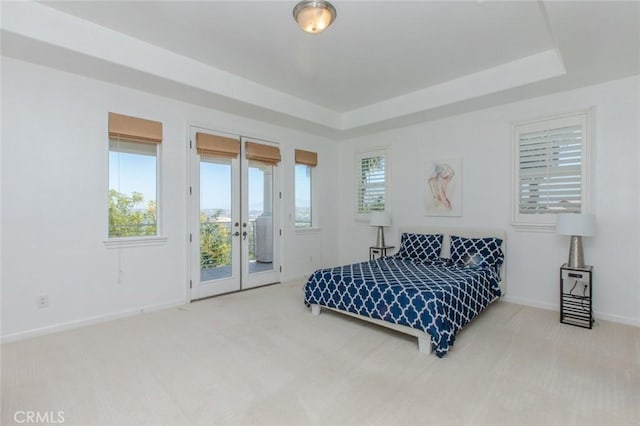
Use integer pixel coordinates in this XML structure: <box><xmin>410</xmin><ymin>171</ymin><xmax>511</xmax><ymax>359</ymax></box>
<box><xmin>37</xmin><ymin>295</ymin><xmax>49</xmax><ymax>309</ymax></box>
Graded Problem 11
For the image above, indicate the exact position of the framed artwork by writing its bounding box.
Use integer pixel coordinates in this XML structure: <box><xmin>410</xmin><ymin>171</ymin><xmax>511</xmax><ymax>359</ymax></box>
<box><xmin>425</xmin><ymin>158</ymin><xmax>462</xmax><ymax>216</ymax></box>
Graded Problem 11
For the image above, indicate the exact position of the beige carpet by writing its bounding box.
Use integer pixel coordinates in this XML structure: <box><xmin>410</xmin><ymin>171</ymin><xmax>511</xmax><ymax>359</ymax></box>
<box><xmin>2</xmin><ymin>280</ymin><xmax>639</xmax><ymax>425</ymax></box>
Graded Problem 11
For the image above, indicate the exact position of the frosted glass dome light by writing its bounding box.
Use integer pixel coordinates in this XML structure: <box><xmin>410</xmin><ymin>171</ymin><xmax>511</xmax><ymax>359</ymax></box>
<box><xmin>293</xmin><ymin>0</ymin><xmax>337</xmax><ymax>34</ymax></box>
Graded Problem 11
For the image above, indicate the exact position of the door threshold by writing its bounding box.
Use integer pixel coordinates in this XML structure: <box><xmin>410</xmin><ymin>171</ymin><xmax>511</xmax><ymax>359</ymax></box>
<box><xmin>191</xmin><ymin>281</ymin><xmax>281</xmax><ymax>303</ymax></box>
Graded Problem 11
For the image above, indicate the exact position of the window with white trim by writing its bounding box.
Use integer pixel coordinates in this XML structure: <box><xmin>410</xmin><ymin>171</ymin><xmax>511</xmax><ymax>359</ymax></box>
<box><xmin>294</xmin><ymin>149</ymin><xmax>317</xmax><ymax>229</ymax></box>
<box><xmin>513</xmin><ymin>110</ymin><xmax>593</xmax><ymax>229</ymax></box>
<box><xmin>356</xmin><ymin>148</ymin><xmax>388</xmax><ymax>216</ymax></box>
<box><xmin>107</xmin><ymin>112</ymin><xmax>162</xmax><ymax>239</ymax></box>
<box><xmin>295</xmin><ymin>164</ymin><xmax>312</xmax><ymax>228</ymax></box>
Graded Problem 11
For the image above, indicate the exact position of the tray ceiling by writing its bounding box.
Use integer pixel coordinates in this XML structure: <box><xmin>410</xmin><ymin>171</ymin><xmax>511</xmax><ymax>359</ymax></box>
<box><xmin>2</xmin><ymin>1</ymin><xmax>638</xmax><ymax>138</ymax></box>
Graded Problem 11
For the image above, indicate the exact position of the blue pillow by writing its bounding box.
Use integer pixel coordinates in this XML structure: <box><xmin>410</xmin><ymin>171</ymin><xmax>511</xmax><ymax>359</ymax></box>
<box><xmin>396</xmin><ymin>233</ymin><xmax>443</xmax><ymax>262</ymax></box>
<box><xmin>450</xmin><ymin>236</ymin><xmax>504</xmax><ymax>272</ymax></box>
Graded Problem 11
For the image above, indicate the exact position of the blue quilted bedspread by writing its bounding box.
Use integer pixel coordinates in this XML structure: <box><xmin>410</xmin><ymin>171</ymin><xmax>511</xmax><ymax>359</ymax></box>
<box><xmin>303</xmin><ymin>257</ymin><xmax>502</xmax><ymax>357</ymax></box>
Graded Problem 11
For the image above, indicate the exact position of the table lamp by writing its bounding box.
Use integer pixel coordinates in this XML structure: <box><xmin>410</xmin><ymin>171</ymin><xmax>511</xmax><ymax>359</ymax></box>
<box><xmin>556</xmin><ymin>213</ymin><xmax>595</xmax><ymax>268</ymax></box>
<box><xmin>370</xmin><ymin>211</ymin><xmax>391</xmax><ymax>248</ymax></box>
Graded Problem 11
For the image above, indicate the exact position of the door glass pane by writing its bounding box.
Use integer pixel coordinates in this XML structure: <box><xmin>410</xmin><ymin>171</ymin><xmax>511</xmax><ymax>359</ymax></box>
<box><xmin>200</xmin><ymin>157</ymin><xmax>233</xmax><ymax>281</ymax></box>
<box><xmin>248</xmin><ymin>160</ymin><xmax>274</xmax><ymax>274</ymax></box>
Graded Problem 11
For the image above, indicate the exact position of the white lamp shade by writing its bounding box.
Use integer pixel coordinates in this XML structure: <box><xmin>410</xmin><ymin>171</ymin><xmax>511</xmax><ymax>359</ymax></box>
<box><xmin>370</xmin><ymin>211</ymin><xmax>391</xmax><ymax>227</ymax></box>
<box><xmin>556</xmin><ymin>213</ymin><xmax>595</xmax><ymax>236</ymax></box>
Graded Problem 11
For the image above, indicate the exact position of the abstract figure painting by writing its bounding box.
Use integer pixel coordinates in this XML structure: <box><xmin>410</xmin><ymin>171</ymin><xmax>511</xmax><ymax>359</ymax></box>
<box><xmin>425</xmin><ymin>159</ymin><xmax>462</xmax><ymax>216</ymax></box>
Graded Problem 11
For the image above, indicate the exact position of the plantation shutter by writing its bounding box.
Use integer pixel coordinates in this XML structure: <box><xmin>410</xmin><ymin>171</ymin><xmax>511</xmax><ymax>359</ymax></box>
<box><xmin>518</xmin><ymin>124</ymin><xmax>583</xmax><ymax>214</ymax></box>
<box><xmin>108</xmin><ymin>112</ymin><xmax>162</xmax><ymax>144</ymax></box>
<box><xmin>295</xmin><ymin>149</ymin><xmax>318</xmax><ymax>167</ymax></box>
<box><xmin>196</xmin><ymin>132</ymin><xmax>240</xmax><ymax>158</ymax></box>
<box><xmin>357</xmin><ymin>151</ymin><xmax>386</xmax><ymax>214</ymax></box>
<box><xmin>245</xmin><ymin>141</ymin><xmax>281</xmax><ymax>165</ymax></box>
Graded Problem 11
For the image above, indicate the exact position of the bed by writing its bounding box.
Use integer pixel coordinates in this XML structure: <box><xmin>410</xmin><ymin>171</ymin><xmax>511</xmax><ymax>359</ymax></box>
<box><xmin>304</xmin><ymin>227</ymin><xmax>506</xmax><ymax>357</ymax></box>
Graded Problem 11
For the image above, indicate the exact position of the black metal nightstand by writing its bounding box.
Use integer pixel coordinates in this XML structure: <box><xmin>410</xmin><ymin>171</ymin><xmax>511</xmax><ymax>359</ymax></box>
<box><xmin>560</xmin><ymin>263</ymin><xmax>593</xmax><ymax>329</ymax></box>
<box><xmin>369</xmin><ymin>246</ymin><xmax>394</xmax><ymax>260</ymax></box>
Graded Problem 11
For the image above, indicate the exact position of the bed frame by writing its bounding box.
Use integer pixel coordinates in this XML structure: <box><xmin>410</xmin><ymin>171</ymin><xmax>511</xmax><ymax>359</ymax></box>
<box><xmin>309</xmin><ymin>227</ymin><xmax>506</xmax><ymax>355</ymax></box>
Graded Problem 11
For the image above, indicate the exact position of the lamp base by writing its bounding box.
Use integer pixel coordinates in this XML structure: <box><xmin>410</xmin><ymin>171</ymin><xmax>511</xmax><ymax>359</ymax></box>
<box><xmin>567</xmin><ymin>235</ymin><xmax>585</xmax><ymax>268</ymax></box>
<box><xmin>376</xmin><ymin>226</ymin><xmax>386</xmax><ymax>248</ymax></box>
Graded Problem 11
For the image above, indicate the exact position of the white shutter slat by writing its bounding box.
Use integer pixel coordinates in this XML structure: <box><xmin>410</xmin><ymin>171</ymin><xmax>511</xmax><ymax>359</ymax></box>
<box><xmin>517</xmin><ymin>122</ymin><xmax>583</xmax><ymax>214</ymax></box>
<box><xmin>519</xmin><ymin>167</ymin><xmax>581</xmax><ymax>177</ymax></box>
<box><xmin>357</xmin><ymin>151</ymin><xmax>387</xmax><ymax>214</ymax></box>
<box><xmin>519</xmin><ymin>125</ymin><xmax>582</xmax><ymax>141</ymax></box>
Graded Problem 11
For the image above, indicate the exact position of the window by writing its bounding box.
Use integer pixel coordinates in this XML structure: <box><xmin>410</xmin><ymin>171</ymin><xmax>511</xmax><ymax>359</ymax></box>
<box><xmin>513</xmin><ymin>110</ymin><xmax>593</xmax><ymax>229</ymax></box>
<box><xmin>295</xmin><ymin>149</ymin><xmax>317</xmax><ymax>229</ymax></box>
<box><xmin>108</xmin><ymin>112</ymin><xmax>162</xmax><ymax>238</ymax></box>
<box><xmin>356</xmin><ymin>148</ymin><xmax>388</xmax><ymax>216</ymax></box>
<box><xmin>295</xmin><ymin>164</ymin><xmax>312</xmax><ymax>228</ymax></box>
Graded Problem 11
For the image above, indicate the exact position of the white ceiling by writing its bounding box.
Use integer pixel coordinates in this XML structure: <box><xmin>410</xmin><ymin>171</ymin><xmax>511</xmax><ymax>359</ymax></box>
<box><xmin>1</xmin><ymin>1</ymin><xmax>639</xmax><ymax>138</ymax></box>
<box><xmin>36</xmin><ymin>1</ymin><xmax>556</xmax><ymax>112</ymax></box>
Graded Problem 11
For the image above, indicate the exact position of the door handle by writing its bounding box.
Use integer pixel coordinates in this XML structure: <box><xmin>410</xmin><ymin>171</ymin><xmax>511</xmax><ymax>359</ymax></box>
<box><xmin>242</xmin><ymin>231</ymin><xmax>247</xmax><ymax>240</ymax></box>
<box><xmin>233</xmin><ymin>231</ymin><xmax>240</xmax><ymax>237</ymax></box>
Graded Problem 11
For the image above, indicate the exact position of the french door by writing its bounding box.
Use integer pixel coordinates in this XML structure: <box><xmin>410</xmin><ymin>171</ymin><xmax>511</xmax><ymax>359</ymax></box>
<box><xmin>189</xmin><ymin>127</ymin><xmax>280</xmax><ymax>300</ymax></box>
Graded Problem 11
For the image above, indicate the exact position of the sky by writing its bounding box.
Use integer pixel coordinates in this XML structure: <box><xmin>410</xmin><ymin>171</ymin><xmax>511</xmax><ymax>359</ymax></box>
<box><xmin>295</xmin><ymin>164</ymin><xmax>311</xmax><ymax>208</ymax></box>
<box><xmin>200</xmin><ymin>162</ymin><xmax>311</xmax><ymax>211</ymax></box>
<box><xmin>109</xmin><ymin>150</ymin><xmax>156</xmax><ymax>206</ymax></box>
<box><xmin>200</xmin><ymin>161</ymin><xmax>232</xmax><ymax>210</ymax></box>
<box><xmin>109</xmin><ymin>151</ymin><xmax>310</xmax><ymax>211</ymax></box>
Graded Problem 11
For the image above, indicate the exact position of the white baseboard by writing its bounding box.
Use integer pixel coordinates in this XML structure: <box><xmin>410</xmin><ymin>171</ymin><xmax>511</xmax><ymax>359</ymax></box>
<box><xmin>0</xmin><ymin>298</ymin><xmax>187</xmax><ymax>344</ymax></box>
<box><xmin>502</xmin><ymin>295</ymin><xmax>557</xmax><ymax>312</ymax></box>
<box><xmin>502</xmin><ymin>295</ymin><xmax>640</xmax><ymax>327</ymax></box>
<box><xmin>3</xmin><ymin>290</ymin><xmax>636</xmax><ymax>344</ymax></box>
<box><xmin>590</xmin><ymin>311</ymin><xmax>640</xmax><ymax>327</ymax></box>
<box><xmin>282</xmin><ymin>274</ymin><xmax>308</xmax><ymax>283</ymax></box>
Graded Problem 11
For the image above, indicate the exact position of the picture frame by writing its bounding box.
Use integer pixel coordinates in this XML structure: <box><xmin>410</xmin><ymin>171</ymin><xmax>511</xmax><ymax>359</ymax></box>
<box><xmin>425</xmin><ymin>158</ymin><xmax>462</xmax><ymax>217</ymax></box>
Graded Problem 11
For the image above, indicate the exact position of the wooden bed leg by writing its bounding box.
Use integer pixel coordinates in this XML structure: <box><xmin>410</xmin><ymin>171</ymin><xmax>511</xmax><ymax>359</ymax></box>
<box><xmin>418</xmin><ymin>336</ymin><xmax>432</xmax><ymax>354</ymax></box>
<box><xmin>311</xmin><ymin>304</ymin><xmax>321</xmax><ymax>316</ymax></box>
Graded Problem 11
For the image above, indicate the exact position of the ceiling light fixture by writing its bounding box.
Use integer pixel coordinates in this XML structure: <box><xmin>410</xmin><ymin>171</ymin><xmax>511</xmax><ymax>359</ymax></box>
<box><xmin>293</xmin><ymin>0</ymin><xmax>337</xmax><ymax>34</ymax></box>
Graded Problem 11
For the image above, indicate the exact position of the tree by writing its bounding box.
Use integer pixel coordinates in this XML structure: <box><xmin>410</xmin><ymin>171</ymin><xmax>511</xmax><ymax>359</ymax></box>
<box><xmin>109</xmin><ymin>190</ymin><xmax>156</xmax><ymax>237</ymax></box>
<box><xmin>199</xmin><ymin>210</ymin><xmax>232</xmax><ymax>269</ymax></box>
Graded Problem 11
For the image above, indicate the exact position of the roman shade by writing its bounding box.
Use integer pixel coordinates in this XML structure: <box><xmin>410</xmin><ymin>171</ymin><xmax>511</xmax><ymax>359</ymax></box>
<box><xmin>245</xmin><ymin>141</ymin><xmax>281</xmax><ymax>165</ymax></box>
<box><xmin>295</xmin><ymin>149</ymin><xmax>318</xmax><ymax>167</ymax></box>
<box><xmin>196</xmin><ymin>132</ymin><xmax>240</xmax><ymax>158</ymax></box>
<box><xmin>108</xmin><ymin>112</ymin><xmax>162</xmax><ymax>143</ymax></box>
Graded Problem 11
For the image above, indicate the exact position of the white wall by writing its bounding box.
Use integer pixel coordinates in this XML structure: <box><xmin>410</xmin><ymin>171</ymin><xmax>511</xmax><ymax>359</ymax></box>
<box><xmin>2</xmin><ymin>55</ymin><xmax>637</xmax><ymax>340</ymax></box>
<box><xmin>338</xmin><ymin>75</ymin><xmax>640</xmax><ymax>326</ymax></box>
<box><xmin>0</xmin><ymin>57</ymin><xmax>339</xmax><ymax>340</ymax></box>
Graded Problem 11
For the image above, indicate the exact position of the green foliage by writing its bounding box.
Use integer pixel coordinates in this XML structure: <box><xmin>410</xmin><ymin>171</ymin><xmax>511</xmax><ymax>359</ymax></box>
<box><xmin>108</xmin><ymin>190</ymin><xmax>237</xmax><ymax>270</ymax></box>
<box><xmin>109</xmin><ymin>190</ymin><xmax>157</xmax><ymax>237</ymax></box>
<box><xmin>200</xmin><ymin>211</ymin><xmax>232</xmax><ymax>269</ymax></box>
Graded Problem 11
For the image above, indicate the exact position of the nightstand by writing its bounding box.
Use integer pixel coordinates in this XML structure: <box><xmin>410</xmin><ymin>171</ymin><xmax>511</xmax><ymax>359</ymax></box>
<box><xmin>369</xmin><ymin>246</ymin><xmax>394</xmax><ymax>260</ymax></box>
<box><xmin>560</xmin><ymin>264</ymin><xmax>593</xmax><ymax>329</ymax></box>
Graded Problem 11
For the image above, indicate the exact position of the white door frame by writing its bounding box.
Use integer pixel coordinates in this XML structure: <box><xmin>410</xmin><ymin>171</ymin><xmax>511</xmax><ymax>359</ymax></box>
<box><xmin>240</xmin><ymin>137</ymin><xmax>281</xmax><ymax>290</ymax></box>
<box><xmin>187</xmin><ymin>126</ymin><xmax>281</xmax><ymax>301</ymax></box>
<box><xmin>189</xmin><ymin>126</ymin><xmax>241</xmax><ymax>300</ymax></box>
